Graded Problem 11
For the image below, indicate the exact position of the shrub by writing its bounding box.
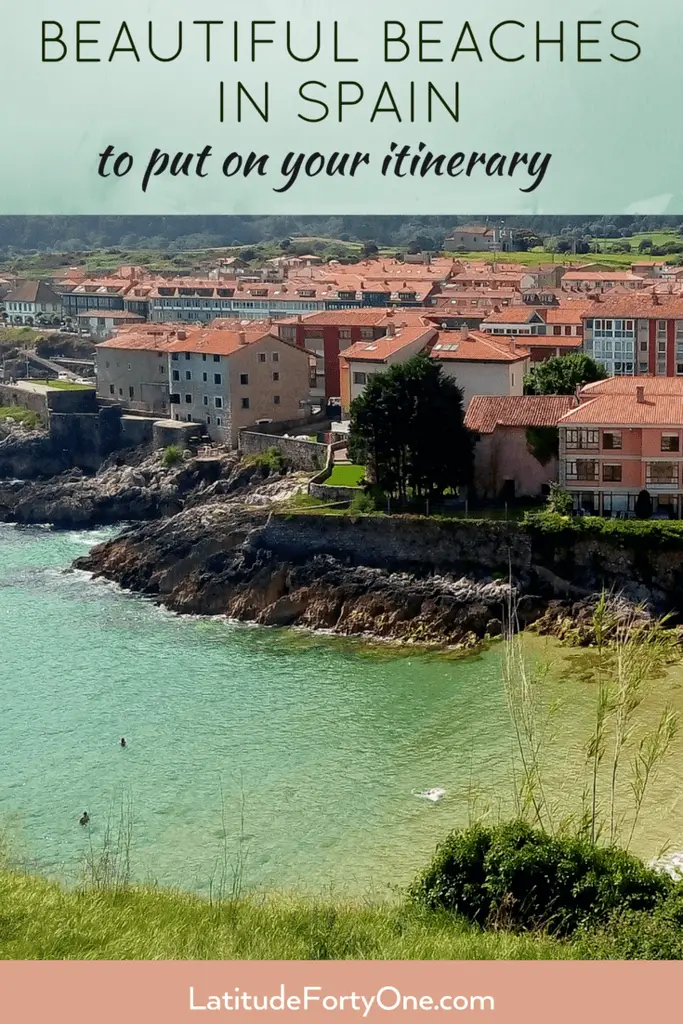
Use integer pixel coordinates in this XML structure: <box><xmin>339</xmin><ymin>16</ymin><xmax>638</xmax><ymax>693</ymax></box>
<box><xmin>546</xmin><ymin>483</ymin><xmax>572</xmax><ymax>516</ymax></box>
<box><xmin>409</xmin><ymin>821</ymin><xmax>671</xmax><ymax>937</ymax></box>
<box><xmin>349</xmin><ymin>492</ymin><xmax>377</xmax><ymax>514</ymax></box>
<box><xmin>522</xmin><ymin>508</ymin><xmax>683</xmax><ymax>545</ymax></box>
<box><xmin>162</xmin><ymin>444</ymin><xmax>183</xmax><ymax>467</ymax></box>
<box><xmin>576</xmin><ymin>890</ymin><xmax>683</xmax><ymax>959</ymax></box>
<box><xmin>243</xmin><ymin>446</ymin><xmax>290</xmax><ymax>475</ymax></box>
<box><xmin>0</xmin><ymin>406</ymin><xmax>41</xmax><ymax>430</ymax></box>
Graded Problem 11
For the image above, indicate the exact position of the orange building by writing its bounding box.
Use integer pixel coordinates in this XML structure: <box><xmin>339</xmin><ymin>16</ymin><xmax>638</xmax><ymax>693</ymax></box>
<box><xmin>558</xmin><ymin>377</ymin><xmax>683</xmax><ymax>517</ymax></box>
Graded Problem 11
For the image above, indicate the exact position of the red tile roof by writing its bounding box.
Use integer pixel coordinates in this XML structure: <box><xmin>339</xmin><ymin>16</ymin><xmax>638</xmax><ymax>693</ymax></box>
<box><xmin>342</xmin><ymin>326</ymin><xmax>436</xmax><ymax>362</ymax></box>
<box><xmin>560</xmin><ymin>394</ymin><xmax>683</xmax><ymax>427</ymax></box>
<box><xmin>580</xmin><ymin>376</ymin><xmax>683</xmax><ymax>397</ymax></box>
<box><xmin>465</xmin><ymin>395</ymin><xmax>577</xmax><ymax>434</ymax></box>
<box><xmin>581</xmin><ymin>295</ymin><xmax>683</xmax><ymax>319</ymax></box>
<box><xmin>430</xmin><ymin>331</ymin><xmax>529</xmax><ymax>363</ymax></box>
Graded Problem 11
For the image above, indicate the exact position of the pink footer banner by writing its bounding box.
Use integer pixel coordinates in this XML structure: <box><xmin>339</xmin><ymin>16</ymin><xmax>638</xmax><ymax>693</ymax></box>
<box><xmin>0</xmin><ymin>960</ymin><xmax>679</xmax><ymax>1023</ymax></box>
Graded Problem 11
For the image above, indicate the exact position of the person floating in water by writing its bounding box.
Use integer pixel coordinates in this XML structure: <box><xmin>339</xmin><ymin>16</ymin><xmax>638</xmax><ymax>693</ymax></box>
<box><xmin>120</xmin><ymin>737</ymin><xmax>127</xmax><ymax>748</ymax></box>
<box><xmin>79</xmin><ymin>811</ymin><xmax>90</xmax><ymax>826</ymax></box>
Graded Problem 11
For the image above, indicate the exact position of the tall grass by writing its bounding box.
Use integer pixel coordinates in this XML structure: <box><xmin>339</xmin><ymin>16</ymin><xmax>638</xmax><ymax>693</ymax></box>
<box><xmin>503</xmin><ymin>590</ymin><xmax>680</xmax><ymax>849</ymax></box>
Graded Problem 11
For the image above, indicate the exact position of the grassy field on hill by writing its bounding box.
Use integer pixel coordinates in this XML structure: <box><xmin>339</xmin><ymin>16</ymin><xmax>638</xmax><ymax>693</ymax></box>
<box><xmin>0</xmin><ymin>869</ymin><xmax>569</xmax><ymax>960</ymax></box>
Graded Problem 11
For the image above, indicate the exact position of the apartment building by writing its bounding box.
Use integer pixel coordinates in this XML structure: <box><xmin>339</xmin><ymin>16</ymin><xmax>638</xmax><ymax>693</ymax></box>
<box><xmin>95</xmin><ymin>326</ymin><xmax>180</xmax><ymax>416</ymax></box>
<box><xmin>166</xmin><ymin>325</ymin><xmax>313</xmax><ymax>445</ymax></box>
<box><xmin>429</xmin><ymin>329</ymin><xmax>530</xmax><ymax>408</ymax></box>
<box><xmin>581</xmin><ymin>294</ymin><xmax>683</xmax><ymax>377</ymax></box>
<box><xmin>558</xmin><ymin>377</ymin><xmax>683</xmax><ymax>517</ymax></box>
<box><xmin>561</xmin><ymin>270</ymin><xmax>645</xmax><ymax>293</ymax></box>
<box><xmin>4</xmin><ymin>280</ymin><xmax>62</xmax><ymax>324</ymax></box>
<box><xmin>275</xmin><ymin>309</ymin><xmax>410</xmax><ymax>399</ymax></box>
<box><xmin>481</xmin><ymin>305</ymin><xmax>586</xmax><ymax>362</ymax></box>
<box><xmin>339</xmin><ymin>323</ymin><xmax>436</xmax><ymax>414</ymax></box>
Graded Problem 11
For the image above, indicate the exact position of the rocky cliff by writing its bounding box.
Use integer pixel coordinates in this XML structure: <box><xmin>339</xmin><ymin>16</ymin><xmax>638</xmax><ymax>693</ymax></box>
<box><xmin>75</xmin><ymin>499</ymin><xmax>683</xmax><ymax>647</ymax></box>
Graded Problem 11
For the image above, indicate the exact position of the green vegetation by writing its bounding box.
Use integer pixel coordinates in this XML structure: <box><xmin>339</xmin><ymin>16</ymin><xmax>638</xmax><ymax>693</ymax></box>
<box><xmin>0</xmin><ymin>406</ymin><xmax>41</xmax><ymax>429</ymax></box>
<box><xmin>523</xmin><ymin>508</ymin><xmax>683</xmax><ymax>543</ymax></box>
<box><xmin>524</xmin><ymin>354</ymin><xmax>608</xmax><ymax>396</ymax></box>
<box><xmin>29</xmin><ymin>379</ymin><xmax>92</xmax><ymax>391</ymax></box>
<box><xmin>0</xmin><ymin>871</ymin><xmax>568</xmax><ymax>960</ymax></box>
<box><xmin>410</xmin><ymin>821</ymin><xmax>671</xmax><ymax>937</ymax></box>
<box><xmin>525</xmin><ymin>426</ymin><xmax>559</xmax><ymax>466</ymax></box>
<box><xmin>161</xmin><ymin>444</ymin><xmax>184</xmax><ymax>468</ymax></box>
<box><xmin>325</xmin><ymin>463</ymin><xmax>365</xmax><ymax>487</ymax></box>
<box><xmin>349</xmin><ymin>492</ymin><xmax>377</xmax><ymax>514</ymax></box>
<box><xmin>243</xmin><ymin>446</ymin><xmax>291</xmax><ymax>475</ymax></box>
<box><xmin>349</xmin><ymin>353</ymin><xmax>473</xmax><ymax>503</ymax></box>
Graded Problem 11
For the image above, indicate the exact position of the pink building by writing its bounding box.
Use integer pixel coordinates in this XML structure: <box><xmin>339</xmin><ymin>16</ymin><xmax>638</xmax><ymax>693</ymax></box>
<box><xmin>558</xmin><ymin>377</ymin><xmax>683</xmax><ymax>517</ymax></box>
<box><xmin>465</xmin><ymin>395</ymin><xmax>577</xmax><ymax>500</ymax></box>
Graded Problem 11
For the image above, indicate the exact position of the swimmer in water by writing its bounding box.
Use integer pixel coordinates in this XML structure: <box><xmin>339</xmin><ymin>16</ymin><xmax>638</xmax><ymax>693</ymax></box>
<box><xmin>79</xmin><ymin>811</ymin><xmax>90</xmax><ymax>826</ymax></box>
<box><xmin>120</xmin><ymin>737</ymin><xmax>127</xmax><ymax>748</ymax></box>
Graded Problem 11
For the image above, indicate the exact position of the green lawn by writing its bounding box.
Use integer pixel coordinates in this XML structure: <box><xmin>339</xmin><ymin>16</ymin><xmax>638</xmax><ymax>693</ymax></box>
<box><xmin>30</xmin><ymin>378</ymin><xmax>93</xmax><ymax>390</ymax></box>
<box><xmin>326</xmin><ymin>464</ymin><xmax>365</xmax><ymax>487</ymax></box>
<box><xmin>0</xmin><ymin>869</ymin><xmax>571</xmax><ymax>960</ymax></box>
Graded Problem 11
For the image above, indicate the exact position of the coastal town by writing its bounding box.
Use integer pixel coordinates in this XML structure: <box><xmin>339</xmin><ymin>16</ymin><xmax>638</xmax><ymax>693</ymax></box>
<box><xmin>4</xmin><ymin>220</ymin><xmax>683</xmax><ymax>964</ymax></box>
<box><xmin>3</xmin><ymin>224</ymin><xmax>683</xmax><ymax>519</ymax></box>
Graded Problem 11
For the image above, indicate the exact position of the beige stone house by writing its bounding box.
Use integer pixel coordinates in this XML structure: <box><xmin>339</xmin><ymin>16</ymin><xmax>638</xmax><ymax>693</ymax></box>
<box><xmin>165</xmin><ymin>323</ymin><xmax>314</xmax><ymax>445</ymax></box>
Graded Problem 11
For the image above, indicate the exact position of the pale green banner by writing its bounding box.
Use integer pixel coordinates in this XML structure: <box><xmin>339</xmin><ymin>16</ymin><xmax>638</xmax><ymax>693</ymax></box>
<box><xmin>0</xmin><ymin>1</ymin><xmax>679</xmax><ymax>214</ymax></box>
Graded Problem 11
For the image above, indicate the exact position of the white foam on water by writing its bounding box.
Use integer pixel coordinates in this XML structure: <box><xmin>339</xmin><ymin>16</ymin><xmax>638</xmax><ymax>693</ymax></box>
<box><xmin>650</xmin><ymin>852</ymin><xmax>683</xmax><ymax>880</ymax></box>
<box><xmin>413</xmin><ymin>787</ymin><xmax>446</xmax><ymax>803</ymax></box>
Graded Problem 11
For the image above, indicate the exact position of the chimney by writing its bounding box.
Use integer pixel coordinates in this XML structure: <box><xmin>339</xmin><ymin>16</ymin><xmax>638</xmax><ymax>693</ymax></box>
<box><xmin>386</xmin><ymin>322</ymin><xmax>396</xmax><ymax>337</ymax></box>
<box><xmin>460</xmin><ymin>326</ymin><xmax>469</xmax><ymax>341</ymax></box>
<box><xmin>636</xmin><ymin>385</ymin><xmax>645</xmax><ymax>404</ymax></box>
<box><xmin>652</xmin><ymin>293</ymin><xmax>660</xmax><ymax>305</ymax></box>
<box><xmin>177</xmin><ymin>329</ymin><xmax>187</xmax><ymax>341</ymax></box>
<box><xmin>238</xmin><ymin>330</ymin><xmax>247</xmax><ymax>345</ymax></box>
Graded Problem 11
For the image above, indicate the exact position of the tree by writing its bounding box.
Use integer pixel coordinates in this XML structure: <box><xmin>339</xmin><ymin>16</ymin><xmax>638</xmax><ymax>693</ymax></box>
<box><xmin>280</xmin><ymin>238</ymin><xmax>292</xmax><ymax>250</ymax></box>
<box><xmin>638</xmin><ymin>238</ymin><xmax>653</xmax><ymax>252</ymax></box>
<box><xmin>524</xmin><ymin>354</ymin><xmax>608</xmax><ymax>396</ymax></box>
<box><xmin>348</xmin><ymin>353</ymin><xmax>474</xmax><ymax>503</ymax></box>
<box><xmin>635</xmin><ymin>490</ymin><xmax>653</xmax><ymax>520</ymax></box>
<box><xmin>361</xmin><ymin>240</ymin><xmax>379</xmax><ymax>257</ymax></box>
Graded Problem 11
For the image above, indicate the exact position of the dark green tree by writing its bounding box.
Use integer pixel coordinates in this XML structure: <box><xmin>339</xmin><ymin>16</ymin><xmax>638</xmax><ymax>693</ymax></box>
<box><xmin>348</xmin><ymin>353</ymin><xmax>474</xmax><ymax>503</ymax></box>
<box><xmin>524</xmin><ymin>354</ymin><xmax>608</xmax><ymax>396</ymax></box>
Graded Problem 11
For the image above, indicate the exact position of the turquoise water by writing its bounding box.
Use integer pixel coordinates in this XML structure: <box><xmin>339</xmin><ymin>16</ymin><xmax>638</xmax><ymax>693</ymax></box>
<box><xmin>1</xmin><ymin>524</ymin><xmax>683</xmax><ymax>896</ymax></box>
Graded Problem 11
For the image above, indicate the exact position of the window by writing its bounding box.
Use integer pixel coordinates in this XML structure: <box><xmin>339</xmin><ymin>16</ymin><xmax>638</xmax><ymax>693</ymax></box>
<box><xmin>662</xmin><ymin>433</ymin><xmax>680</xmax><ymax>452</ymax></box>
<box><xmin>657</xmin><ymin>320</ymin><xmax>667</xmax><ymax>340</ymax></box>
<box><xmin>353</xmin><ymin>371</ymin><xmax>367</xmax><ymax>385</ymax></box>
<box><xmin>118</xmin><ymin>388</ymin><xmax>123</xmax><ymax>396</ymax></box>
<box><xmin>129</xmin><ymin>386</ymin><xmax>135</xmax><ymax>399</ymax></box>
<box><xmin>646</xmin><ymin>462</ymin><xmax>678</xmax><ymax>486</ymax></box>
<box><xmin>565</xmin><ymin>460</ymin><xmax>599</xmax><ymax>482</ymax></box>
<box><xmin>202</xmin><ymin>354</ymin><xmax>207</xmax><ymax>361</ymax></box>
<box><xmin>603</xmin><ymin>464</ymin><xmax>622</xmax><ymax>482</ymax></box>
<box><xmin>240</xmin><ymin>373</ymin><xmax>249</xmax><ymax>385</ymax></box>
<box><xmin>565</xmin><ymin>429</ymin><xmax>599</xmax><ymax>450</ymax></box>
<box><xmin>171</xmin><ymin>353</ymin><xmax>179</xmax><ymax>361</ymax></box>
<box><xmin>272</xmin><ymin>352</ymin><xmax>279</xmax><ymax>362</ymax></box>
<box><xmin>259</xmin><ymin>353</ymin><xmax>267</xmax><ymax>363</ymax></box>
<box><xmin>216</xmin><ymin>417</ymin><xmax>222</xmax><ymax>426</ymax></box>
<box><xmin>240</xmin><ymin>397</ymin><xmax>249</xmax><ymax>409</ymax></box>
<box><xmin>172</xmin><ymin>370</ymin><xmax>180</xmax><ymax>381</ymax></box>
<box><xmin>185</xmin><ymin>353</ymin><xmax>191</xmax><ymax>360</ymax></box>
<box><xmin>553</xmin><ymin>325</ymin><xmax>562</xmax><ymax>336</ymax></box>
<box><xmin>213</xmin><ymin>355</ymin><xmax>220</xmax><ymax>362</ymax></box>
<box><xmin>640</xmin><ymin>340</ymin><xmax>648</xmax><ymax>352</ymax></box>
<box><xmin>159</xmin><ymin>364</ymin><xmax>165</xmax><ymax>374</ymax></box>
<box><xmin>109</xmin><ymin>384</ymin><xmax>114</xmax><ymax>395</ymax></box>
<box><xmin>339</xmin><ymin>329</ymin><xmax>352</xmax><ymax>340</ymax></box>
<box><xmin>169</xmin><ymin>394</ymin><xmax>180</xmax><ymax>404</ymax></box>
<box><xmin>185</xmin><ymin>370</ymin><xmax>192</xmax><ymax>380</ymax></box>
<box><xmin>274</xmin><ymin>395</ymin><xmax>281</xmax><ymax>405</ymax></box>
<box><xmin>202</xmin><ymin>372</ymin><xmax>208</xmax><ymax>382</ymax></box>
<box><xmin>272</xmin><ymin>371</ymin><xmax>280</xmax><ymax>382</ymax></box>
<box><xmin>203</xmin><ymin>396</ymin><xmax>209</xmax><ymax>406</ymax></box>
<box><xmin>603</xmin><ymin>431</ymin><xmax>622</xmax><ymax>451</ymax></box>
<box><xmin>214</xmin><ymin>373</ymin><xmax>222</xmax><ymax>385</ymax></box>
<box><xmin>185</xmin><ymin>394</ymin><xmax>192</xmax><ymax>403</ymax></box>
